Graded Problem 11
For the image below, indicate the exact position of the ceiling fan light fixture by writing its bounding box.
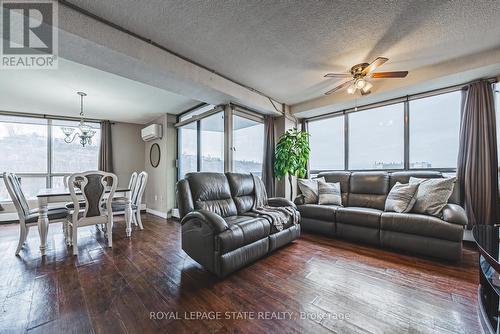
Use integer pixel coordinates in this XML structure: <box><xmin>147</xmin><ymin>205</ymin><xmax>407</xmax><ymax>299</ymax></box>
<box><xmin>347</xmin><ymin>84</ymin><xmax>356</xmax><ymax>94</ymax></box>
<box><xmin>361</xmin><ymin>81</ymin><xmax>373</xmax><ymax>93</ymax></box>
<box><xmin>355</xmin><ymin>79</ymin><xmax>366</xmax><ymax>89</ymax></box>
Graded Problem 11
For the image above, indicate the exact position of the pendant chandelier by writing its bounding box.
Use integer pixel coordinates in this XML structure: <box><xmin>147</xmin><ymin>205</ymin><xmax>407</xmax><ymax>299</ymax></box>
<box><xmin>61</xmin><ymin>92</ymin><xmax>96</xmax><ymax>147</ymax></box>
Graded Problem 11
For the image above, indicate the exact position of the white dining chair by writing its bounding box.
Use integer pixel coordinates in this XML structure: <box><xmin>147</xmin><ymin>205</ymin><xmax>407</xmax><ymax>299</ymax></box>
<box><xmin>3</xmin><ymin>172</ymin><xmax>69</xmax><ymax>255</ymax></box>
<box><xmin>66</xmin><ymin>171</ymin><xmax>117</xmax><ymax>255</ymax></box>
<box><xmin>107</xmin><ymin>171</ymin><xmax>148</xmax><ymax>233</ymax></box>
<box><xmin>63</xmin><ymin>175</ymin><xmax>70</xmax><ymax>188</ymax></box>
<box><xmin>112</xmin><ymin>171</ymin><xmax>138</xmax><ymax>204</ymax></box>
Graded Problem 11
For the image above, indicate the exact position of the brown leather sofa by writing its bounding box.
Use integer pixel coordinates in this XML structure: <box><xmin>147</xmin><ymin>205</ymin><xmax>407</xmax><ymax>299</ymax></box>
<box><xmin>176</xmin><ymin>172</ymin><xmax>300</xmax><ymax>277</ymax></box>
<box><xmin>296</xmin><ymin>171</ymin><xmax>467</xmax><ymax>261</ymax></box>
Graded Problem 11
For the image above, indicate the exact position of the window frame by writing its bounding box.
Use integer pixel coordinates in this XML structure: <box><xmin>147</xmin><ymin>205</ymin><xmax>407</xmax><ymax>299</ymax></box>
<box><xmin>176</xmin><ymin>104</ymin><xmax>264</xmax><ymax>181</ymax></box>
<box><xmin>0</xmin><ymin>115</ymin><xmax>101</xmax><ymax>202</ymax></box>
<box><xmin>306</xmin><ymin>81</ymin><xmax>498</xmax><ymax>174</ymax></box>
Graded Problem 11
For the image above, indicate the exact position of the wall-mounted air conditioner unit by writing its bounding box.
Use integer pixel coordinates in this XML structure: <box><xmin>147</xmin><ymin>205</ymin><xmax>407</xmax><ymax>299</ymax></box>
<box><xmin>141</xmin><ymin>124</ymin><xmax>163</xmax><ymax>142</ymax></box>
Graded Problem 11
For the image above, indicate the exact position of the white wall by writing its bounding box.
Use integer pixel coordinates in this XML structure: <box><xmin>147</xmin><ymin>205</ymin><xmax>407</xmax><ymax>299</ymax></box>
<box><xmin>112</xmin><ymin>122</ymin><xmax>145</xmax><ymax>186</ymax></box>
<box><xmin>144</xmin><ymin>114</ymin><xmax>177</xmax><ymax>217</ymax></box>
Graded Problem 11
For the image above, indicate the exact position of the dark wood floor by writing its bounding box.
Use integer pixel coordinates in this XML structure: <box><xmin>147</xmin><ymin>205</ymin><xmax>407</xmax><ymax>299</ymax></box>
<box><xmin>0</xmin><ymin>214</ymin><xmax>480</xmax><ymax>334</ymax></box>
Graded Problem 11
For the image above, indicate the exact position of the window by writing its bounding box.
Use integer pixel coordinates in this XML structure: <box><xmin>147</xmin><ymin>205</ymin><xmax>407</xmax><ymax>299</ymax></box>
<box><xmin>233</xmin><ymin>114</ymin><xmax>264</xmax><ymax>176</ymax></box>
<box><xmin>0</xmin><ymin>116</ymin><xmax>48</xmax><ymax>173</ymax></box>
<box><xmin>349</xmin><ymin>103</ymin><xmax>404</xmax><ymax>170</ymax></box>
<box><xmin>52</xmin><ymin>120</ymin><xmax>100</xmax><ymax>173</ymax></box>
<box><xmin>200</xmin><ymin>112</ymin><xmax>224</xmax><ymax>172</ymax></box>
<box><xmin>177</xmin><ymin>107</ymin><xmax>266</xmax><ymax>180</ymax></box>
<box><xmin>0</xmin><ymin>115</ymin><xmax>100</xmax><ymax>201</ymax></box>
<box><xmin>409</xmin><ymin>91</ymin><xmax>461</xmax><ymax>169</ymax></box>
<box><xmin>178</xmin><ymin>122</ymin><xmax>198</xmax><ymax>178</ymax></box>
<box><xmin>308</xmin><ymin>116</ymin><xmax>344</xmax><ymax>171</ymax></box>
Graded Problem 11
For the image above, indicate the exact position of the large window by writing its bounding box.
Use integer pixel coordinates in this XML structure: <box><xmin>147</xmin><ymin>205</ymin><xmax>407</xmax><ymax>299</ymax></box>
<box><xmin>52</xmin><ymin>120</ymin><xmax>100</xmax><ymax>173</ymax></box>
<box><xmin>409</xmin><ymin>91</ymin><xmax>461</xmax><ymax>169</ymax></box>
<box><xmin>307</xmin><ymin>87</ymin><xmax>466</xmax><ymax>172</ymax></box>
<box><xmin>309</xmin><ymin>116</ymin><xmax>344</xmax><ymax>171</ymax></box>
<box><xmin>349</xmin><ymin>104</ymin><xmax>404</xmax><ymax>170</ymax></box>
<box><xmin>200</xmin><ymin>112</ymin><xmax>224</xmax><ymax>172</ymax></box>
<box><xmin>0</xmin><ymin>115</ymin><xmax>100</xmax><ymax>201</ymax></box>
<box><xmin>176</xmin><ymin>106</ymin><xmax>265</xmax><ymax>179</ymax></box>
<box><xmin>233</xmin><ymin>114</ymin><xmax>264</xmax><ymax>176</ymax></box>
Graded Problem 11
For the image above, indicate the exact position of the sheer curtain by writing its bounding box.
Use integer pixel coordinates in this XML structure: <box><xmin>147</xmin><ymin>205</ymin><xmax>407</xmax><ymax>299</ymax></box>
<box><xmin>457</xmin><ymin>81</ymin><xmax>498</xmax><ymax>226</ymax></box>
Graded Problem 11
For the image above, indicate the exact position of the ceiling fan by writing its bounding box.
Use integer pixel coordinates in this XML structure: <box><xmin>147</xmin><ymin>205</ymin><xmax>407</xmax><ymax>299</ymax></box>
<box><xmin>324</xmin><ymin>57</ymin><xmax>408</xmax><ymax>95</ymax></box>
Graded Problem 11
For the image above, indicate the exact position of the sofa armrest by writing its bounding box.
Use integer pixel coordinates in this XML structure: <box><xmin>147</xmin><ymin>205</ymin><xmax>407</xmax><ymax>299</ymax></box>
<box><xmin>268</xmin><ymin>197</ymin><xmax>297</xmax><ymax>209</ymax></box>
<box><xmin>294</xmin><ymin>194</ymin><xmax>305</xmax><ymax>206</ymax></box>
<box><xmin>180</xmin><ymin>209</ymin><xmax>229</xmax><ymax>233</ymax></box>
<box><xmin>442</xmin><ymin>204</ymin><xmax>468</xmax><ymax>226</ymax></box>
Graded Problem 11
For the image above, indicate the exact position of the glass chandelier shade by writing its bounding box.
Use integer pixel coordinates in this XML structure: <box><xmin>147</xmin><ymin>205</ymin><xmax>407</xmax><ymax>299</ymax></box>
<box><xmin>61</xmin><ymin>92</ymin><xmax>96</xmax><ymax>147</ymax></box>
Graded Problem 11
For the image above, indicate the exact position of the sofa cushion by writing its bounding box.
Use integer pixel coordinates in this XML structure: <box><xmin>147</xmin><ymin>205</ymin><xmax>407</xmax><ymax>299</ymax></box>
<box><xmin>297</xmin><ymin>177</ymin><xmax>325</xmax><ymax>204</ymax></box>
<box><xmin>318</xmin><ymin>171</ymin><xmax>351</xmax><ymax>204</ymax></box>
<box><xmin>409</xmin><ymin>177</ymin><xmax>456</xmax><ymax>217</ymax></box>
<box><xmin>186</xmin><ymin>172</ymin><xmax>237</xmax><ymax>217</ymax></box>
<box><xmin>335</xmin><ymin>207</ymin><xmax>383</xmax><ymax>228</ymax></box>
<box><xmin>226</xmin><ymin>172</ymin><xmax>255</xmax><ymax>214</ymax></box>
<box><xmin>297</xmin><ymin>204</ymin><xmax>338</xmax><ymax>222</ymax></box>
<box><xmin>384</xmin><ymin>182</ymin><xmax>419</xmax><ymax>213</ymax></box>
<box><xmin>348</xmin><ymin>172</ymin><xmax>389</xmax><ymax>210</ymax></box>
<box><xmin>318</xmin><ymin>181</ymin><xmax>342</xmax><ymax>206</ymax></box>
<box><xmin>381</xmin><ymin>212</ymin><xmax>464</xmax><ymax>242</ymax></box>
<box><xmin>218</xmin><ymin>216</ymin><xmax>271</xmax><ymax>253</ymax></box>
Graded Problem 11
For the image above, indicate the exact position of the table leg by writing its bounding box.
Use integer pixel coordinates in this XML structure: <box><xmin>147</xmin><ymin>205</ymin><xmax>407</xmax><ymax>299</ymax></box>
<box><xmin>125</xmin><ymin>202</ymin><xmax>133</xmax><ymax>237</ymax></box>
<box><xmin>37</xmin><ymin>197</ymin><xmax>49</xmax><ymax>256</ymax></box>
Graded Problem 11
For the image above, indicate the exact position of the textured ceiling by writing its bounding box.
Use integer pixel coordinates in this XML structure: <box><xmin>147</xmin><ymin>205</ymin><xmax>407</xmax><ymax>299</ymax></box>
<box><xmin>0</xmin><ymin>59</ymin><xmax>198</xmax><ymax>124</ymax></box>
<box><xmin>67</xmin><ymin>0</ymin><xmax>500</xmax><ymax>105</ymax></box>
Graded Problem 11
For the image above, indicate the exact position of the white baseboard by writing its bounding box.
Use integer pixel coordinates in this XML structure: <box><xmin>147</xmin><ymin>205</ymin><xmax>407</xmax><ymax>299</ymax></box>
<box><xmin>146</xmin><ymin>208</ymin><xmax>168</xmax><ymax>219</ymax></box>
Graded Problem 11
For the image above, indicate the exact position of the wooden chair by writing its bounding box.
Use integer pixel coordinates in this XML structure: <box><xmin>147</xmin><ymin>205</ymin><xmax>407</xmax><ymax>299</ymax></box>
<box><xmin>66</xmin><ymin>171</ymin><xmax>117</xmax><ymax>255</ymax></box>
<box><xmin>3</xmin><ymin>172</ymin><xmax>68</xmax><ymax>255</ymax></box>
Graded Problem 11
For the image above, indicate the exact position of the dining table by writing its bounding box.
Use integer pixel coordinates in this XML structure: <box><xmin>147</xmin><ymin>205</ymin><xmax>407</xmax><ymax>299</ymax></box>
<box><xmin>36</xmin><ymin>186</ymin><xmax>130</xmax><ymax>256</ymax></box>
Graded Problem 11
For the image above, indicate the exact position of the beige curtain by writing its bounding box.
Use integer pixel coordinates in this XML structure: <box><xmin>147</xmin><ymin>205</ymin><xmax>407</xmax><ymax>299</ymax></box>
<box><xmin>457</xmin><ymin>81</ymin><xmax>498</xmax><ymax>226</ymax></box>
<box><xmin>98</xmin><ymin>120</ymin><xmax>113</xmax><ymax>173</ymax></box>
<box><xmin>262</xmin><ymin>116</ymin><xmax>275</xmax><ymax>197</ymax></box>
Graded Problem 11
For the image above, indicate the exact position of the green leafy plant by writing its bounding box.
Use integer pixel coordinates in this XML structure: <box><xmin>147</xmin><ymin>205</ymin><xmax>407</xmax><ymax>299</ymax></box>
<box><xmin>274</xmin><ymin>128</ymin><xmax>310</xmax><ymax>199</ymax></box>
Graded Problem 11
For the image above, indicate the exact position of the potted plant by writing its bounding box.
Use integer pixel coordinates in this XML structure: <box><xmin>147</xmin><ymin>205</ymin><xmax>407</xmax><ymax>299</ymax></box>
<box><xmin>274</xmin><ymin>128</ymin><xmax>310</xmax><ymax>200</ymax></box>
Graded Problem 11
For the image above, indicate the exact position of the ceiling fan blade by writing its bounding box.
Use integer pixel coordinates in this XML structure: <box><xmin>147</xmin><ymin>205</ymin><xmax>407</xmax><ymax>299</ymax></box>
<box><xmin>371</xmin><ymin>71</ymin><xmax>408</xmax><ymax>78</ymax></box>
<box><xmin>324</xmin><ymin>73</ymin><xmax>351</xmax><ymax>78</ymax></box>
<box><xmin>362</xmin><ymin>57</ymin><xmax>389</xmax><ymax>75</ymax></box>
<box><xmin>325</xmin><ymin>80</ymin><xmax>353</xmax><ymax>95</ymax></box>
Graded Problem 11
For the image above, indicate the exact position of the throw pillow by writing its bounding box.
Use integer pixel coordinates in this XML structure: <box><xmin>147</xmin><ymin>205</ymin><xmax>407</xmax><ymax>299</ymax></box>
<box><xmin>409</xmin><ymin>177</ymin><xmax>456</xmax><ymax>217</ymax></box>
<box><xmin>297</xmin><ymin>177</ymin><xmax>325</xmax><ymax>204</ymax></box>
<box><xmin>384</xmin><ymin>182</ymin><xmax>420</xmax><ymax>213</ymax></box>
<box><xmin>318</xmin><ymin>181</ymin><xmax>342</xmax><ymax>206</ymax></box>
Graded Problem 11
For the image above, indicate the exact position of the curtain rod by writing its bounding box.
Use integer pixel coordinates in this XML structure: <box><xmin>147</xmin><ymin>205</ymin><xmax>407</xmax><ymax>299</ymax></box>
<box><xmin>305</xmin><ymin>77</ymin><xmax>498</xmax><ymax>122</ymax></box>
<box><xmin>0</xmin><ymin>110</ymin><xmax>113</xmax><ymax>124</ymax></box>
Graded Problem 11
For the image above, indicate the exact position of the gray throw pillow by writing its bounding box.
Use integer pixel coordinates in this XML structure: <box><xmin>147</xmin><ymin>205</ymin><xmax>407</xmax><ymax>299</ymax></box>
<box><xmin>384</xmin><ymin>182</ymin><xmax>420</xmax><ymax>213</ymax></box>
<box><xmin>297</xmin><ymin>177</ymin><xmax>325</xmax><ymax>204</ymax></box>
<box><xmin>409</xmin><ymin>177</ymin><xmax>456</xmax><ymax>217</ymax></box>
<box><xmin>318</xmin><ymin>181</ymin><xmax>342</xmax><ymax>206</ymax></box>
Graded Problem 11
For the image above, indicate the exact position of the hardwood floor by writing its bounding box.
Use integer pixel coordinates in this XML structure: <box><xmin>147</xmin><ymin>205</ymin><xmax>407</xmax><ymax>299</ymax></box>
<box><xmin>0</xmin><ymin>214</ymin><xmax>480</xmax><ymax>334</ymax></box>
